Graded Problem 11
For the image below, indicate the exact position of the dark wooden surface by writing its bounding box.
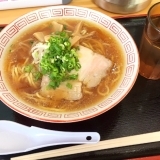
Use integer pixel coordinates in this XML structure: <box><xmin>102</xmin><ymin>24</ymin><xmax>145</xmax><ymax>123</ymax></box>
<box><xmin>1</xmin><ymin>17</ymin><xmax>160</xmax><ymax>160</ymax></box>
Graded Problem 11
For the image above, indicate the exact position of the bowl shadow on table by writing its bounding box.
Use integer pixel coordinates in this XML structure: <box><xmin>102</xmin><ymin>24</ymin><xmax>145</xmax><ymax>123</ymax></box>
<box><xmin>14</xmin><ymin>101</ymin><xmax>122</xmax><ymax>140</ymax></box>
<box><xmin>12</xmin><ymin>104</ymin><xmax>121</xmax><ymax>157</ymax></box>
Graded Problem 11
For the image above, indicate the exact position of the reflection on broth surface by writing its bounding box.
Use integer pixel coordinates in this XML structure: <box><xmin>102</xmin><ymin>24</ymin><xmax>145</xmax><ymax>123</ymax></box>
<box><xmin>3</xmin><ymin>18</ymin><xmax>125</xmax><ymax>112</ymax></box>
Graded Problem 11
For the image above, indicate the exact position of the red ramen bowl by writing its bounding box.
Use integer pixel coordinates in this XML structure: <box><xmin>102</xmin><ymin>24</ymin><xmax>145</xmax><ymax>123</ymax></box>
<box><xmin>0</xmin><ymin>6</ymin><xmax>139</xmax><ymax>123</ymax></box>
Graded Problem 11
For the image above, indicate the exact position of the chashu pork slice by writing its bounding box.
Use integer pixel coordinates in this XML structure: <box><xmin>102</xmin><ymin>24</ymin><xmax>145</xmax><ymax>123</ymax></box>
<box><xmin>77</xmin><ymin>45</ymin><xmax>112</xmax><ymax>88</ymax></box>
<box><xmin>40</xmin><ymin>75</ymin><xmax>82</xmax><ymax>101</ymax></box>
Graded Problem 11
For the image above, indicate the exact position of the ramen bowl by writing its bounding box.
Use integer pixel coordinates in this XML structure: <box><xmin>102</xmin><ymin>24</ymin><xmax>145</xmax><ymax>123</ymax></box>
<box><xmin>0</xmin><ymin>6</ymin><xmax>139</xmax><ymax>123</ymax></box>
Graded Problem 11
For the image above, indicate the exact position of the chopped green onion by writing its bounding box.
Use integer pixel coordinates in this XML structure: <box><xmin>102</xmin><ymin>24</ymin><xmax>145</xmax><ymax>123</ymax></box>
<box><xmin>33</xmin><ymin>72</ymin><xmax>42</xmax><ymax>81</ymax></box>
<box><xmin>24</xmin><ymin>64</ymin><xmax>33</xmax><ymax>73</ymax></box>
<box><xmin>66</xmin><ymin>82</ymin><xmax>72</xmax><ymax>89</ymax></box>
<box><xmin>40</xmin><ymin>30</ymin><xmax>81</xmax><ymax>89</ymax></box>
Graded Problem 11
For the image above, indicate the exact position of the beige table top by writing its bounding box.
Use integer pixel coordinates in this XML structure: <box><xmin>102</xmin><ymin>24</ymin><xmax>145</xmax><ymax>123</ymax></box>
<box><xmin>0</xmin><ymin>0</ymin><xmax>159</xmax><ymax>26</ymax></box>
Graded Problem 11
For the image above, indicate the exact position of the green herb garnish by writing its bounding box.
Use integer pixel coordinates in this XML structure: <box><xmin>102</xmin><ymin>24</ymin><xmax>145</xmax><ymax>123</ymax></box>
<box><xmin>40</xmin><ymin>30</ymin><xmax>81</xmax><ymax>89</ymax></box>
<box><xmin>66</xmin><ymin>82</ymin><xmax>72</xmax><ymax>89</ymax></box>
<box><xmin>33</xmin><ymin>72</ymin><xmax>42</xmax><ymax>81</ymax></box>
<box><xmin>24</xmin><ymin>64</ymin><xmax>33</xmax><ymax>73</ymax></box>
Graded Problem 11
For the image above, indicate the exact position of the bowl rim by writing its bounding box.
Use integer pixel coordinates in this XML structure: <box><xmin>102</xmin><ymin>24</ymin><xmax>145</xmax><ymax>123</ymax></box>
<box><xmin>0</xmin><ymin>5</ymin><xmax>139</xmax><ymax>123</ymax></box>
